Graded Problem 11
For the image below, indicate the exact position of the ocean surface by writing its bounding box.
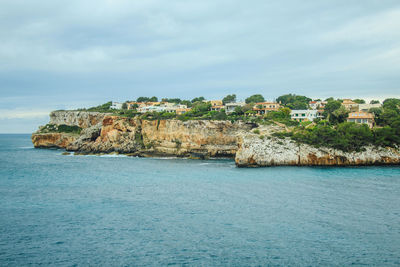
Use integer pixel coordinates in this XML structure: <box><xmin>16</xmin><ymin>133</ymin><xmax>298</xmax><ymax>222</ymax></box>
<box><xmin>1</xmin><ymin>134</ymin><xmax>400</xmax><ymax>266</ymax></box>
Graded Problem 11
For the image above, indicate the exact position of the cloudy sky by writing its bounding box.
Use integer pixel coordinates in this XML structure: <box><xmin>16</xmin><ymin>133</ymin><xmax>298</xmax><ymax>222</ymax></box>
<box><xmin>1</xmin><ymin>0</ymin><xmax>400</xmax><ymax>133</ymax></box>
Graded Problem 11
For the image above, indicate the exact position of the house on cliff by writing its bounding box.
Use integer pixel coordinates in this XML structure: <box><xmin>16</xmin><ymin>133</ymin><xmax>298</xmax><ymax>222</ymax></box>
<box><xmin>291</xmin><ymin>110</ymin><xmax>322</xmax><ymax>122</ymax></box>
<box><xmin>111</xmin><ymin>102</ymin><xmax>123</xmax><ymax>109</ymax></box>
<box><xmin>342</xmin><ymin>99</ymin><xmax>359</xmax><ymax>111</ymax></box>
<box><xmin>309</xmin><ymin>100</ymin><xmax>327</xmax><ymax>110</ymax></box>
<box><xmin>225</xmin><ymin>102</ymin><xmax>245</xmax><ymax>113</ymax></box>
<box><xmin>358</xmin><ymin>103</ymin><xmax>382</xmax><ymax>112</ymax></box>
<box><xmin>347</xmin><ymin>112</ymin><xmax>375</xmax><ymax>128</ymax></box>
<box><xmin>253</xmin><ymin>102</ymin><xmax>280</xmax><ymax>115</ymax></box>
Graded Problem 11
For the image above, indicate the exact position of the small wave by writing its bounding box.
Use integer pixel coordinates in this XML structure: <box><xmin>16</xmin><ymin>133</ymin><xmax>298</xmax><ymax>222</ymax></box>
<box><xmin>19</xmin><ymin>146</ymin><xmax>34</xmax><ymax>149</ymax></box>
<box><xmin>98</xmin><ymin>154</ymin><xmax>128</xmax><ymax>158</ymax></box>
<box><xmin>150</xmin><ymin>157</ymin><xmax>181</xmax><ymax>160</ymax></box>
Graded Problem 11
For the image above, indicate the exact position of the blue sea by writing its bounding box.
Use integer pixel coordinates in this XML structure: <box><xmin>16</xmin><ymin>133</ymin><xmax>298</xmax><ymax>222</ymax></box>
<box><xmin>1</xmin><ymin>134</ymin><xmax>400</xmax><ymax>266</ymax></box>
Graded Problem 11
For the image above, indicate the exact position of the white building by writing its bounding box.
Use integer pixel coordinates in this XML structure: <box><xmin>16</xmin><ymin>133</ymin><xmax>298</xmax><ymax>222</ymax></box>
<box><xmin>110</xmin><ymin>102</ymin><xmax>123</xmax><ymax>109</ymax></box>
<box><xmin>291</xmin><ymin>110</ymin><xmax>321</xmax><ymax>122</ymax></box>
<box><xmin>138</xmin><ymin>103</ymin><xmax>187</xmax><ymax>113</ymax></box>
<box><xmin>225</xmin><ymin>102</ymin><xmax>246</xmax><ymax>113</ymax></box>
<box><xmin>309</xmin><ymin>100</ymin><xmax>327</xmax><ymax>110</ymax></box>
<box><xmin>358</xmin><ymin>103</ymin><xmax>381</xmax><ymax>112</ymax></box>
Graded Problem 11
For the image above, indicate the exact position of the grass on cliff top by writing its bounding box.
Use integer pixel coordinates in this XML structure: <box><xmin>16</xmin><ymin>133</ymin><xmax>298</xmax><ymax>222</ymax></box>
<box><xmin>38</xmin><ymin>124</ymin><xmax>82</xmax><ymax>135</ymax></box>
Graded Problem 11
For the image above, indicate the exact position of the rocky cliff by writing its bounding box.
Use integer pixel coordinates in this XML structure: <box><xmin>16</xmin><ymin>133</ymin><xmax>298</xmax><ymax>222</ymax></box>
<box><xmin>49</xmin><ymin>111</ymin><xmax>109</xmax><ymax>128</ymax></box>
<box><xmin>31</xmin><ymin>133</ymin><xmax>77</xmax><ymax>149</ymax></box>
<box><xmin>235</xmin><ymin>130</ymin><xmax>400</xmax><ymax>167</ymax></box>
<box><xmin>32</xmin><ymin>112</ymin><xmax>254</xmax><ymax>158</ymax></box>
<box><xmin>32</xmin><ymin>111</ymin><xmax>400</xmax><ymax>166</ymax></box>
<box><xmin>67</xmin><ymin>116</ymin><xmax>253</xmax><ymax>157</ymax></box>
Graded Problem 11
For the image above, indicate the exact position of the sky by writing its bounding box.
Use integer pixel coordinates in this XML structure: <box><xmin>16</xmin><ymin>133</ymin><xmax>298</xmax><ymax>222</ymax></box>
<box><xmin>1</xmin><ymin>0</ymin><xmax>400</xmax><ymax>133</ymax></box>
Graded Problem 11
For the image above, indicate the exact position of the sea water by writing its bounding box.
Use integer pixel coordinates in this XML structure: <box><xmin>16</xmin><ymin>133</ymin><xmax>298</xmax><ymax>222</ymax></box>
<box><xmin>1</xmin><ymin>134</ymin><xmax>400</xmax><ymax>266</ymax></box>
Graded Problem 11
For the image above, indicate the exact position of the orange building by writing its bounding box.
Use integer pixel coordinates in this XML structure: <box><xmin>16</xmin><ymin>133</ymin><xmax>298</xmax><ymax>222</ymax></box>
<box><xmin>347</xmin><ymin>112</ymin><xmax>374</xmax><ymax>128</ymax></box>
<box><xmin>253</xmin><ymin>102</ymin><xmax>281</xmax><ymax>115</ymax></box>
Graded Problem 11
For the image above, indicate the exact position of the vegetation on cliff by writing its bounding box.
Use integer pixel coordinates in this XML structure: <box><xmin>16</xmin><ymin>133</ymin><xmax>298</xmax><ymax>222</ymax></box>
<box><xmin>38</xmin><ymin>124</ymin><xmax>82</xmax><ymax>135</ymax></box>
<box><xmin>274</xmin><ymin>98</ymin><xmax>400</xmax><ymax>152</ymax></box>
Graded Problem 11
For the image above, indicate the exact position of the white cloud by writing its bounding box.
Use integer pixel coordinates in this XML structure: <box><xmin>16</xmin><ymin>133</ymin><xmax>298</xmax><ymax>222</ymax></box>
<box><xmin>0</xmin><ymin>109</ymin><xmax>50</xmax><ymax>119</ymax></box>
<box><xmin>321</xmin><ymin>8</ymin><xmax>400</xmax><ymax>44</ymax></box>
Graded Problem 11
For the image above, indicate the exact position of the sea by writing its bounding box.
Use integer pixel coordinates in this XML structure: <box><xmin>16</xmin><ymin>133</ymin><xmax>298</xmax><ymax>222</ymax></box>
<box><xmin>1</xmin><ymin>134</ymin><xmax>400</xmax><ymax>266</ymax></box>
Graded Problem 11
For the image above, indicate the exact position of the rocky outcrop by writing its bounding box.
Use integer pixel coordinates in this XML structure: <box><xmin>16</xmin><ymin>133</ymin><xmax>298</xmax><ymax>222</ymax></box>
<box><xmin>32</xmin><ymin>111</ymin><xmax>400</xmax><ymax>166</ymax></box>
<box><xmin>235</xmin><ymin>134</ymin><xmax>400</xmax><ymax>167</ymax></box>
<box><xmin>66</xmin><ymin>117</ymin><xmax>143</xmax><ymax>154</ymax></box>
<box><xmin>141</xmin><ymin>119</ymin><xmax>251</xmax><ymax>157</ymax></box>
<box><xmin>31</xmin><ymin>133</ymin><xmax>77</xmax><ymax>149</ymax></box>
<box><xmin>49</xmin><ymin>111</ymin><xmax>109</xmax><ymax>128</ymax></box>
<box><xmin>65</xmin><ymin>116</ymin><xmax>254</xmax><ymax>157</ymax></box>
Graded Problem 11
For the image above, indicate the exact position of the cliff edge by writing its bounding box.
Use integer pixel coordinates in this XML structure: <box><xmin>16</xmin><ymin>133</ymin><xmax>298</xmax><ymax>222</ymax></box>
<box><xmin>32</xmin><ymin>111</ymin><xmax>400</xmax><ymax>167</ymax></box>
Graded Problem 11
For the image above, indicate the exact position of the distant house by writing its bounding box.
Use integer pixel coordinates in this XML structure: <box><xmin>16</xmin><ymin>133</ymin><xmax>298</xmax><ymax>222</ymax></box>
<box><xmin>253</xmin><ymin>102</ymin><xmax>280</xmax><ymax>115</ymax></box>
<box><xmin>176</xmin><ymin>108</ymin><xmax>191</xmax><ymax>115</ymax></box>
<box><xmin>225</xmin><ymin>102</ymin><xmax>245</xmax><ymax>114</ymax></box>
<box><xmin>127</xmin><ymin>101</ymin><xmax>161</xmax><ymax>110</ymax></box>
<box><xmin>309</xmin><ymin>100</ymin><xmax>327</xmax><ymax>110</ymax></box>
<box><xmin>291</xmin><ymin>110</ymin><xmax>321</xmax><ymax>122</ymax></box>
<box><xmin>137</xmin><ymin>103</ymin><xmax>188</xmax><ymax>114</ymax></box>
<box><xmin>209</xmin><ymin>100</ymin><xmax>223</xmax><ymax>107</ymax></box>
<box><xmin>110</xmin><ymin>102</ymin><xmax>123</xmax><ymax>109</ymax></box>
<box><xmin>210</xmin><ymin>105</ymin><xmax>225</xmax><ymax>112</ymax></box>
<box><xmin>342</xmin><ymin>99</ymin><xmax>359</xmax><ymax>111</ymax></box>
<box><xmin>358</xmin><ymin>103</ymin><xmax>382</xmax><ymax>112</ymax></box>
<box><xmin>347</xmin><ymin>112</ymin><xmax>374</xmax><ymax>128</ymax></box>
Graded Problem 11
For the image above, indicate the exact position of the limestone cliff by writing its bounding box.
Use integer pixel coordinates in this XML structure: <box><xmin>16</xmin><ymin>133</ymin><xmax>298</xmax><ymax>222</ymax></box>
<box><xmin>32</xmin><ymin>111</ymin><xmax>400</xmax><ymax>166</ymax></box>
<box><xmin>66</xmin><ymin>116</ymin><xmax>253</xmax><ymax>157</ymax></box>
<box><xmin>49</xmin><ymin>111</ymin><xmax>109</xmax><ymax>128</ymax></box>
<box><xmin>235</xmin><ymin>132</ymin><xmax>400</xmax><ymax>167</ymax></box>
<box><xmin>31</xmin><ymin>133</ymin><xmax>77</xmax><ymax>149</ymax></box>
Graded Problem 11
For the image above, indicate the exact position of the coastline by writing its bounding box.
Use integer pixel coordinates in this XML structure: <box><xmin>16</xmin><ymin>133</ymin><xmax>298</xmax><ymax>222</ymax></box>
<box><xmin>31</xmin><ymin>111</ymin><xmax>400</xmax><ymax>167</ymax></box>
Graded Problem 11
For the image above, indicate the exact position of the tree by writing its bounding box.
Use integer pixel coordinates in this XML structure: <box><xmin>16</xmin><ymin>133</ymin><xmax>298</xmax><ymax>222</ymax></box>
<box><xmin>137</xmin><ymin>97</ymin><xmax>149</xmax><ymax>102</ymax></box>
<box><xmin>122</xmin><ymin>103</ymin><xmax>128</xmax><ymax>110</ymax></box>
<box><xmin>323</xmin><ymin>100</ymin><xmax>342</xmax><ymax>123</ymax></box>
<box><xmin>87</xmin><ymin>101</ymin><xmax>112</xmax><ymax>112</ymax></box>
<box><xmin>291</xmin><ymin>100</ymin><xmax>308</xmax><ymax>110</ymax></box>
<box><xmin>192</xmin><ymin>102</ymin><xmax>211</xmax><ymax>113</ymax></box>
<box><xmin>222</xmin><ymin>94</ymin><xmax>236</xmax><ymax>104</ymax></box>
<box><xmin>241</xmin><ymin>103</ymin><xmax>254</xmax><ymax>113</ymax></box>
<box><xmin>180</xmin><ymin>100</ymin><xmax>192</xmax><ymax>107</ymax></box>
<box><xmin>276</xmin><ymin>94</ymin><xmax>311</xmax><ymax>109</ymax></box>
<box><xmin>137</xmin><ymin>96</ymin><xmax>158</xmax><ymax>102</ymax></box>
<box><xmin>383</xmin><ymin>98</ymin><xmax>400</xmax><ymax>110</ymax></box>
<box><xmin>245</xmin><ymin>94</ymin><xmax>265</xmax><ymax>104</ymax></box>
<box><xmin>370</xmin><ymin>100</ymin><xmax>380</xmax><ymax>104</ymax></box>
<box><xmin>162</xmin><ymin>98</ymin><xmax>181</xmax><ymax>104</ymax></box>
<box><xmin>191</xmin><ymin>97</ymin><xmax>205</xmax><ymax>103</ymax></box>
<box><xmin>330</xmin><ymin>106</ymin><xmax>349</xmax><ymax>124</ymax></box>
<box><xmin>353</xmin><ymin>99</ymin><xmax>365</xmax><ymax>104</ymax></box>
<box><xmin>369</xmin><ymin>107</ymin><xmax>383</xmax><ymax>125</ymax></box>
<box><xmin>234</xmin><ymin>106</ymin><xmax>244</xmax><ymax>115</ymax></box>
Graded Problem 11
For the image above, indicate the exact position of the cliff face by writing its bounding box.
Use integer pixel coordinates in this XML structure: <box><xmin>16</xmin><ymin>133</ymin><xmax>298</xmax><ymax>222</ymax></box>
<box><xmin>32</xmin><ymin>111</ymin><xmax>400</xmax><ymax>166</ymax></box>
<box><xmin>31</xmin><ymin>133</ymin><xmax>77</xmax><ymax>149</ymax></box>
<box><xmin>49</xmin><ymin>111</ymin><xmax>108</xmax><ymax>128</ymax></box>
<box><xmin>67</xmin><ymin>116</ymin><xmax>143</xmax><ymax>154</ymax></box>
<box><xmin>141</xmin><ymin>119</ymin><xmax>250</xmax><ymax>157</ymax></box>
<box><xmin>235</xmin><ymin>134</ymin><xmax>400</xmax><ymax>167</ymax></box>
<box><xmin>65</xmin><ymin>116</ymin><xmax>253</xmax><ymax>157</ymax></box>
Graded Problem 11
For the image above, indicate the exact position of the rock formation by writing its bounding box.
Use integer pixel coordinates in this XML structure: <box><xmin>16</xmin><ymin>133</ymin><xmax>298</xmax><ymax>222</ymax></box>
<box><xmin>235</xmin><ymin>132</ymin><xmax>400</xmax><ymax>167</ymax></box>
<box><xmin>49</xmin><ymin>111</ymin><xmax>109</xmax><ymax>128</ymax></box>
<box><xmin>32</xmin><ymin>111</ymin><xmax>400</xmax><ymax>166</ymax></box>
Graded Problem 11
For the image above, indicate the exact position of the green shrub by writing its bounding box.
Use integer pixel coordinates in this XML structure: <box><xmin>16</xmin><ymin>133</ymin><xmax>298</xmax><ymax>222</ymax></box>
<box><xmin>253</xmin><ymin>129</ymin><xmax>260</xmax><ymax>134</ymax></box>
<box><xmin>39</xmin><ymin>124</ymin><xmax>82</xmax><ymax>134</ymax></box>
